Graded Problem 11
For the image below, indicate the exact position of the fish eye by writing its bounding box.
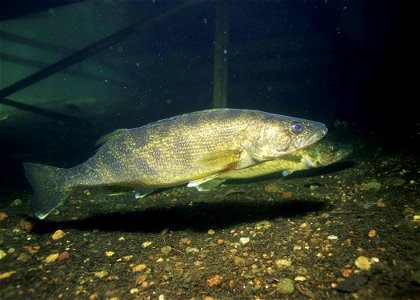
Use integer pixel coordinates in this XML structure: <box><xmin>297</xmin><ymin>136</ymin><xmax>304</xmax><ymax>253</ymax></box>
<box><xmin>290</xmin><ymin>122</ymin><xmax>303</xmax><ymax>134</ymax></box>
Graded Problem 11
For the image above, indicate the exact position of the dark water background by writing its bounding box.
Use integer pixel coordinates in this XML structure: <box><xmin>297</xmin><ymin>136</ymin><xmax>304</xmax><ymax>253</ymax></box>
<box><xmin>0</xmin><ymin>0</ymin><xmax>413</xmax><ymax>194</ymax></box>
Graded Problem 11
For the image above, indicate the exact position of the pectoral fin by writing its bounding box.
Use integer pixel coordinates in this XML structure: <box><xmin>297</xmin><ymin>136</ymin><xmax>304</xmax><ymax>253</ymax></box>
<box><xmin>196</xmin><ymin>150</ymin><xmax>241</xmax><ymax>170</ymax></box>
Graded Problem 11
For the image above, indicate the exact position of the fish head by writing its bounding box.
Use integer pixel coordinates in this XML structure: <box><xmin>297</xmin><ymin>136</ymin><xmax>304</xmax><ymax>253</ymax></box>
<box><xmin>302</xmin><ymin>141</ymin><xmax>353</xmax><ymax>167</ymax></box>
<box><xmin>246</xmin><ymin>114</ymin><xmax>328</xmax><ymax>162</ymax></box>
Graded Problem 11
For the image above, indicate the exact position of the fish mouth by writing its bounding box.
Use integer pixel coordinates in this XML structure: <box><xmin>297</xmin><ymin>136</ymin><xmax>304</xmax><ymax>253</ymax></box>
<box><xmin>295</xmin><ymin>125</ymin><xmax>328</xmax><ymax>150</ymax></box>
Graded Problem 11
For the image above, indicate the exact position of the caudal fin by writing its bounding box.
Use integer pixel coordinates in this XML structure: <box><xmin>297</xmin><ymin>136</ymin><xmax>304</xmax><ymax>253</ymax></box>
<box><xmin>23</xmin><ymin>162</ymin><xmax>70</xmax><ymax>219</ymax></box>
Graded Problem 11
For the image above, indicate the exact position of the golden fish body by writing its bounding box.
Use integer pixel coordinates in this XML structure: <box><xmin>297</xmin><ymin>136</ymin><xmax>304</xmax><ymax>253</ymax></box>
<box><xmin>24</xmin><ymin>108</ymin><xmax>327</xmax><ymax>219</ymax></box>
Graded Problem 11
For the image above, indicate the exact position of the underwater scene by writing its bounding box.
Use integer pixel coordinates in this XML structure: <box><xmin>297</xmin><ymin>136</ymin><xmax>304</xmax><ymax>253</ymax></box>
<box><xmin>0</xmin><ymin>0</ymin><xmax>417</xmax><ymax>299</ymax></box>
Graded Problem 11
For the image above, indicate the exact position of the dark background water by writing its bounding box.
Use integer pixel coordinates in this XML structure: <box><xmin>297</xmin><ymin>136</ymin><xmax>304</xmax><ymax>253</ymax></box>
<box><xmin>0</xmin><ymin>0</ymin><xmax>414</xmax><ymax>195</ymax></box>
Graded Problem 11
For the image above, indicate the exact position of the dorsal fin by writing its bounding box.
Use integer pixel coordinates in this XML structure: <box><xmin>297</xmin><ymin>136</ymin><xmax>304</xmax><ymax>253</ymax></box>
<box><xmin>95</xmin><ymin>129</ymin><xmax>128</xmax><ymax>150</ymax></box>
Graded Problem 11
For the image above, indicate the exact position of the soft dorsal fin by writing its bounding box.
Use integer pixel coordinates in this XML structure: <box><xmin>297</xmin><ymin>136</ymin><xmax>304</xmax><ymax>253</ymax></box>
<box><xmin>95</xmin><ymin>129</ymin><xmax>128</xmax><ymax>150</ymax></box>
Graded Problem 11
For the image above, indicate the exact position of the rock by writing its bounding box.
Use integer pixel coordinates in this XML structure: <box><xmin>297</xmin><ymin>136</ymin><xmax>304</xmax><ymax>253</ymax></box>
<box><xmin>264</xmin><ymin>183</ymin><xmax>282</xmax><ymax>193</ymax></box>
<box><xmin>362</xmin><ymin>181</ymin><xmax>381</xmax><ymax>191</ymax></box>
<box><xmin>355</xmin><ymin>256</ymin><xmax>373</xmax><ymax>271</ymax></box>
<box><xmin>44</xmin><ymin>253</ymin><xmax>59</xmax><ymax>263</ymax></box>
<box><xmin>233</xmin><ymin>256</ymin><xmax>246</xmax><ymax>267</ymax></box>
<box><xmin>94</xmin><ymin>270</ymin><xmax>108</xmax><ymax>278</ymax></box>
<box><xmin>337</xmin><ymin>274</ymin><xmax>368</xmax><ymax>292</ymax></box>
<box><xmin>276</xmin><ymin>278</ymin><xmax>294</xmax><ymax>294</ymax></box>
<box><xmin>161</xmin><ymin>246</ymin><xmax>172</xmax><ymax>255</ymax></box>
<box><xmin>105</xmin><ymin>251</ymin><xmax>115</xmax><ymax>257</ymax></box>
<box><xmin>132</xmin><ymin>264</ymin><xmax>147</xmax><ymax>273</ymax></box>
<box><xmin>255</xmin><ymin>220</ymin><xmax>271</xmax><ymax>230</ymax></box>
<box><xmin>0</xmin><ymin>212</ymin><xmax>8</xmax><ymax>221</ymax></box>
<box><xmin>17</xmin><ymin>253</ymin><xmax>31</xmax><ymax>262</ymax></box>
<box><xmin>52</xmin><ymin>229</ymin><xmax>65</xmax><ymax>240</ymax></box>
<box><xmin>142</xmin><ymin>241</ymin><xmax>153</xmax><ymax>248</ymax></box>
<box><xmin>275</xmin><ymin>259</ymin><xmax>292</xmax><ymax>268</ymax></box>
<box><xmin>239</xmin><ymin>237</ymin><xmax>250</xmax><ymax>244</ymax></box>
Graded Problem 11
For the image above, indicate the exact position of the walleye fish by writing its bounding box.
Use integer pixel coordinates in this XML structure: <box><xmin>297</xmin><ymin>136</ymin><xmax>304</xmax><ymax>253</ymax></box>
<box><xmin>24</xmin><ymin>108</ymin><xmax>327</xmax><ymax>219</ymax></box>
<box><xmin>195</xmin><ymin>140</ymin><xmax>352</xmax><ymax>191</ymax></box>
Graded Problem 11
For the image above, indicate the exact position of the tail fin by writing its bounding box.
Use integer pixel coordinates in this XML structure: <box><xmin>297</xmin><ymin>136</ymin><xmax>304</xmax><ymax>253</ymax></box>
<box><xmin>23</xmin><ymin>163</ymin><xmax>70</xmax><ymax>219</ymax></box>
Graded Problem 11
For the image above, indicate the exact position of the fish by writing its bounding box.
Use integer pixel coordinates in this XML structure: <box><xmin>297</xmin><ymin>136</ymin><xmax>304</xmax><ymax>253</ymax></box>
<box><xmin>194</xmin><ymin>140</ymin><xmax>352</xmax><ymax>191</ymax></box>
<box><xmin>24</xmin><ymin>108</ymin><xmax>327</xmax><ymax>219</ymax></box>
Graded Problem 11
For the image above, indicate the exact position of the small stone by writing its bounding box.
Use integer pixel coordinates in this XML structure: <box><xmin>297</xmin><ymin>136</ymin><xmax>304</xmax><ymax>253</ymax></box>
<box><xmin>0</xmin><ymin>249</ymin><xmax>6</xmax><ymax>259</ymax></box>
<box><xmin>59</xmin><ymin>251</ymin><xmax>70</xmax><ymax>261</ymax></box>
<box><xmin>132</xmin><ymin>264</ymin><xmax>147</xmax><ymax>273</ymax></box>
<box><xmin>368</xmin><ymin>229</ymin><xmax>376</xmax><ymax>238</ymax></box>
<box><xmin>207</xmin><ymin>275</ymin><xmax>224</xmax><ymax>287</ymax></box>
<box><xmin>282</xmin><ymin>191</ymin><xmax>293</xmax><ymax>199</ymax></box>
<box><xmin>52</xmin><ymin>229</ymin><xmax>65</xmax><ymax>240</ymax></box>
<box><xmin>362</xmin><ymin>181</ymin><xmax>381</xmax><ymax>191</ymax></box>
<box><xmin>327</xmin><ymin>235</ymin><xmax>338</xmax><ymax>240</ymax></box>
<box><xmin>233</xmin><ymin>256</ymin><xmax>246</xmax><ymax>267</ymax></box>
<box><xmin>19</xmin><ymin>220</ymin><xmax>33</xmax><ymax>232</ymax></box>
<box><xmin>255</xmin><ymin>220</ymin><xmax>271</xmax><ymax>230</ymax></box>
<box><xmin>17</xmin><ymin>253</ymin><xmax>31</xmax><ymax>262</ymax></box>
<box><xmin>239</xmin><ymin>237</ymin><xmax>250</xmax><ymax>244</ymax></box>
<box><xmin>217</xmin><ymin>239</ymin><xmax>224</xmax><ymax>245</ymax></box>
<box><xmin>355</xmin><ymin>256</ymin><xmax>373</xmax><ymax>271</ymax></box>
<box><xmin>142</xmin><ymin>241</ymin><xmax>153</xmax><ymax>248</ymax></box>
<box><xmin>264</xmin><ymin>183</ymin><xmax>282</xmax><ymax>193</ymax></box>
<box><xmin>276</xmin><ymin>278</ymin><xmax>294</xmax><ymax>294</ymax></box>
<box><xmin>105</xmin><ymin>251</ymin><xmax>115</xmax><ymax>257</ymax></box>
<box><xmin>7</xmin><ymin>248</ymin><xmax>15</xmax><ymax>254</ymax></box>
<box><xmin>161</xmin><ymin>246</ymin><xmax>172</xmax><ymax>255</ymax></box>
<box><xmin>158</xmin><ymin>294</ymin><xmax>165</xmax><ymax>300</ymax></box>
<box><xmin>10</xmin><ymin>198</ymin><xmax>22</xmax><ymax>206</ymax></box>
<box><xmin>294</xmin><ymin>276</ymin><xmax>306</xmax><ymax>281</ymax></box>
<box><xmin>44</xmin><ymin>253</ymin><xmax>59</xmax><ymax>263</ymax></box>
<box><xmin>129</xmin><ymin>288</ymin><xmax>139</xmax><ymax>294</ymax></box>
<box><xmin>275</xmin><ymin>259</ymin><xmax>292</xmax><ymax>268</ymax></box>
<box><xmin>94</xmin><ymin>270</ymin><xmax>108</xmax><ymax>278</ymax></box>
<box><xmin>0</xmin><ymin>271</ymin><xmax>16</xmax><ymax>280</ymax></box>
<box><xmin>207</xmin><ymin>229</ymin><xmax>215</xmax><ymax>235</ymax></box>
<box><xmin>185</xmin><ymin>247</ymin><xmax>199</xmax><ymax>253</ymax></box>
<box><xmin>0</xmin><ymin>212</ymin><xmax>8</xmax><ymax>221</ymax></box>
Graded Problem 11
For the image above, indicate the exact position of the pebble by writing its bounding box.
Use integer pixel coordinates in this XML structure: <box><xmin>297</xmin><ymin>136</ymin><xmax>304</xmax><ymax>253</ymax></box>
<box><xmin>0</xmin><ymin>212</ymin><xmax>8</xmax><ymax>221</ymax></box>
<box><xmin>239</xmin><ymin>237</ymin><xmax>250</xmax><ymax>244</ymax></box>
<box><xmin>105</xmin><ymin>251</ymin><xmax>115</xmax><ymax>257</ymax></box>
<box><xmin>275</xmin><ymin>259</ymin><xmax>292</xmax><ymax>268</ymax></box>
<box><xmin>59</xmin><ymin>251</ymin><xmax>70</xmax><ymax>261</ymax></box>
<box><xmin>44</xmin><ymin>253</ymin><xmax>59</xmax><ymax>263</ymax></box>
<box><xmin>355</xmin><ymin>256</ymin><xmax>373</xmax><ymax>271</ymax></box>
<box><xmin>94</xmin><ymin>270</ymin><xmax>108</xmax><ymax>278</ymax></box>
<box><xmin>233</xmin><ymin>256</ymin><xmax>246</xmax><ymax>267</ymax></box>
<box><xmin>129</xmin><ymin>288</ymin><xmax>139</xmax><ymax>294</ymax></box>
<box><xmin>10</xmin><ymin>198</ymin><xmax>22</xmax><ymax>206</ymax></box>
<box><xmin>368</xmin><ymin>229</ymin><xmax>376</xmax><ymax>238</ymax></box>
<box><xmin>161</xmin><ymin>246</ymin><xmax>172</xmax><ymax>255</ymax></box>
<box><xmin>17</xmin><ymin>253</ymin><xmax>31</xmax><ymax>262</ymax></box>
<box><xmin>52</xmin><ymin>229</ymin><xmax>65</xmax><ymax>240</ymax></box>
<box><xmin>264</xmin><ymin>183</ymin><xmax>282</xmax><ymax>193</ymax></box>
<box><xmin>276</xmin><ymin>278</ymin><xmax>294</xmax><ymax>294</ymax></box>
<box><xmin>185</xmin><ymin>247</ymin><xmax>199</xmax><ymax>253</ymax></box>
<box><xmin>255</xmin><ymin>220</ymin><xmax>271</xmax><ymax>230</ymax></box>
<box><xmin>142</xmin><ymin>241</ymin><xmax>153</xmax><ymax>248</ymax></box>
<box><xmin>207</xmin><ymin>229</ymin><xmax>215</xmax><ymax>235</ymax></box>
<box><xmin>132</xmin><ymin>264</ymin><xmax>147</xmax><ymax>273</ymax></box>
